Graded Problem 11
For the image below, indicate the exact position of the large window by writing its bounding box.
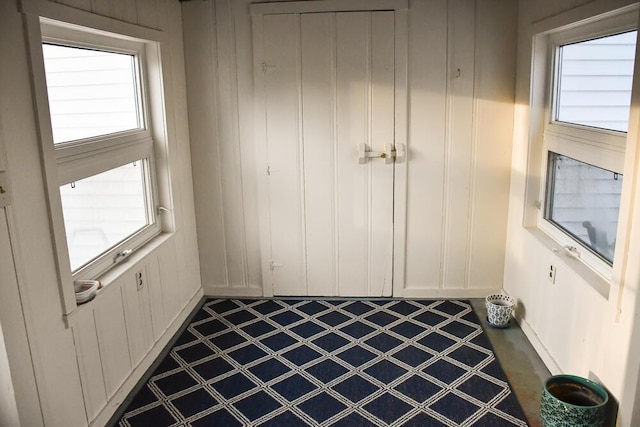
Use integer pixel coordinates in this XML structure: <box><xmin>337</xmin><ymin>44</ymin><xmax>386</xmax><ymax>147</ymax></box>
<box><xmin>41</xmin><ymin>22</ymin><xmax>160</xmax><ymax>279</ymax></box>
<box><xmin>539</xmin><ymin>13</ymin><xmax>637</xmax><ymax>278</ymax></box>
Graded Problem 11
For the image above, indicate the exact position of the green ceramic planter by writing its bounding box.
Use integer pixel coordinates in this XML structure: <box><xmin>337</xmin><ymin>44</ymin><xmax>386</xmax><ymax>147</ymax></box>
<box><xmin>541</xmin><ymin>375</ymin><xmax>608</xmax><ymax>427</ymax></box>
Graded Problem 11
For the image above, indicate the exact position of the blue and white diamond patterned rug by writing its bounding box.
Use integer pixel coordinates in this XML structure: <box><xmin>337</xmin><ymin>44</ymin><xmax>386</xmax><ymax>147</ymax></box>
<box><xmin>117</xmin><ymin>299</ymin><xmax>529</xmax><ymax>426</ymax></box>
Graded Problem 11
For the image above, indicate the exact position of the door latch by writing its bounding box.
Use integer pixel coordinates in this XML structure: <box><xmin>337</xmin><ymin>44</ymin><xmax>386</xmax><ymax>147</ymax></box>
<box><xmin>358</xmin><ymin>144</ymin><xmax>405</xmax><ymax>165</ymax></box>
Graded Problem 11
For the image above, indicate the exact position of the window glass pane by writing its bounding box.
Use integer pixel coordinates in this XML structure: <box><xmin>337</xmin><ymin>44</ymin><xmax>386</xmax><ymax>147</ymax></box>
<box><xmin>556</xmin><ymin>31</ymin><xmax>636</xmax><ymax>132</ymax></box>
<box><xmin>545</xmin><ymin>153</ymin><xmax>622</xmax><ymax>264</ymax></box>
<box><xmin>60</xmin><ymin>161</ymin><xmax>149</xmax><ymax>271</ymax></box>
<box><xmin>42</xmin><ymin>44</ymin><xmax>141</xmax><ymax>143</ymax></box>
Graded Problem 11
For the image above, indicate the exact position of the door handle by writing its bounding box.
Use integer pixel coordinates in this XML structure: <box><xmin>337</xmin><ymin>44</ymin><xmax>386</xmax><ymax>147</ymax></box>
<box><xmin>358</xmin><ymin>144</ymin><xmax>404</xmax><ymax>165</ymax></box>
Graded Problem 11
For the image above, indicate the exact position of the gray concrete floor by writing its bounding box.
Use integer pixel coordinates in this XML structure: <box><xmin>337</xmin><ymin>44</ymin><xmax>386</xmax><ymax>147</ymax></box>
<box><xmin>470</xmin><ymin>299</ymin><xmax>550</xmax><ymax>427</ymax></box>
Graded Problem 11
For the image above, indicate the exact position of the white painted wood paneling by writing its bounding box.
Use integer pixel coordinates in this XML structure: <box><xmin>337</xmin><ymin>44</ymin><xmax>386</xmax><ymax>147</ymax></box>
<box><xmin>185</xmin><ymin>0</ymin><xmax>517</xmax><ymax>297</ymax></box>
<box><xmin>158</xmin><ymin>238</ymin><xmax>183</xmax><ymax>324</ymax></box>
<box><xmin>182</xmin><ymin>1</ymin><xmax>229</xmax><ymax>289</ymax></box>
<box><xmin>335</xmin><ymin>12</ymin><xmax>370</xmax><ymax>296</ymax></box>
<box><xmin>442</xmin><ymin>0</ymin><xmax>476</xmax><ymax>289</ymax></box>
<box><xmin>263</xmin><ymin>13</ymin><xmax>306</xmax><ymax>295</ymax></box>
<box><xmin>52</xmin><ymin>0</ymin><xmax>160</xmax><ymax>29</ymax></box>
<box><xmin>5</xmin><ymin>0</ymin><xmax>202</xmax><ymax>425</ymax></box>
<box><xmin>507</xmin><ymin>1</ymin><xmax>640</xmax><ymax>426</ymax></box>
<box><xmin>403</xmin><ymin>0</ymin><xmax>447</xmax><ymax>291</ymax></box>
<box><xmin>0</xmin><ymin>210</ymin><xmax>35</xmax><ymax>427</ymax></box>
<box><xmin>93</xmin><ymin>283</ymin><xmax>132</xmax><ymax>399</ymax></box>
<box><xmin>71</xmin><ymin>308</ymin><xmax>107</xmax><ymax>423</ymax></box>
<box><xmin>120</xmin><ymin>270</ymin><xmax>153</xmax><ymax>368</ymax></box>
<box><xmin>147</xmin><ymin>254</ymin><xmax>166</xmax><ymax>341</ymax></box>
<box><xmin>300</xmin><ymin>12</ymin><xmax>337</xmax><ymax>296</ymax></box>
<box><xmin>137</xmin><ymin>0</ymin><xmax>159</xmax><ymax>29</ymax></box>
<box><xmin>215</xmin><ymin>0</ymin><xmax>250</xmax><ymax>289</ymax></box>
<box><xmin>256</xmin><ymin>10</ymin><xmax>395</xmax><ymax>297</ymax></box>
<box><xmin>468</xmin><ymin>0</ymin><xmax>517</xmax><ymax>290</ymax></box>
<box><xmin>368</xmin><ymin>11</ymin><xmax>395</xmax><ymax>296</ymax></box>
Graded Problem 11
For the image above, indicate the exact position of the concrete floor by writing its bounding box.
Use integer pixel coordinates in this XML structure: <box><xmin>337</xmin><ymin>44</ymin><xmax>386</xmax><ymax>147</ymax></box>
<box><xmin>470</xmin><ymin>299</ymin><xmax>550</xmax><ymax>427</ymax></box>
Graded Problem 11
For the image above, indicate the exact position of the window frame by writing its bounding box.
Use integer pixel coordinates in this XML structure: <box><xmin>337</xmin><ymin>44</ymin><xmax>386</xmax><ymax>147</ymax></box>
<box><xmin>39</xmin><ymin>20</ymin><xmax>162</xmax><ymax>282</ymax></box>
<box><xmin>537</xmin><ymin>11</ymin><xmax>638</xmax><ymax>281</ymax></box>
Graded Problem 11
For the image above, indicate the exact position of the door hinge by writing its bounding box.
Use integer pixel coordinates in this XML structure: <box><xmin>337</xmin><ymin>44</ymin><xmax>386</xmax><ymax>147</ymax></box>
<box><xmin>269</xmin><ymin>261</ymin><xmax>283</xmax><ymax>271</ymax></box>
<box><xmin>262</xmin><ymin>62</ymin><xmax>277</xmax><ymax>73</ymax></box>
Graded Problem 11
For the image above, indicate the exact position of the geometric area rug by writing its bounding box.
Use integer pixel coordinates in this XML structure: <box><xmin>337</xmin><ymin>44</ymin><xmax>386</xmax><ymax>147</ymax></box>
<box><xmin>116</xmin><ymin>299</ymin><xmax>529</xmax><ymax>426</ymax></box>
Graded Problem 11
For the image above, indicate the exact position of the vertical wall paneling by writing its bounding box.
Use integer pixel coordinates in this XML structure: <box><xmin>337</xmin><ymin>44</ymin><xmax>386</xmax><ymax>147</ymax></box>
<box><xmin>252</xmin><ymin>12</ymin><xmax>273</xmax><ymax>296</ymax></box>
<box><xmin>71</xmin><ymin>309</ymin><xmax>107</xmax><ymax>423</ymax></box>
<box><xmin>89</xmin><ymin>0</ymin><xmax>110</xmax><ymax>18</ymax></box>
<box><xmin>215</xmin><ymin>0</ymin><xmax>250</xmax><ymax>288</ymax></box>
<box><xmin>158</xmin><ymin>239</ymin><xmax>182</xmax><ymax>325</ymax></box>
<box><xmin>147</xmin><ymin>254</ymin><xmax>166</xmax><ymax>341</ymax></box>
<box><xmin>391</xmin><ymin>6</ymin><xmax>409</xmax><ymax>296</ymax></box>
<box><xmin>263</xmin><ymin>14</ymin><xmax>306</xmax><ymax>295</ymax></box>
<box><xmin>402</xmin><ymin>0</ymin><xmax>448</xmax><ymax>292</ymax></box>
<box><xmin>13</xmin><ymin>13</ymin><xmax>86</xmax><ymax>426</ymax></box>
<box><xmin>467</xmin><ymin>0</ymin><xmax>517</xmax><ymax>289</ymax></box>
<box><xmin>109</xmin><ymin>0</ymin><xmax>138</xmax><ymax>23</ymax></box>
<box><xmin>335</xmin><ymin>12</ymin><xmax>370</xmax><ymax>296</ymax></box>
<box><xmin>136</xmin><ymin>0</ymin><xmax>159</xmax><ymax>29</ymax></box>
<box><xmin>332</xmin><ymin>11</ymin><xmax>396</xmax><ymax>297</ymax></box>
<box><xmin>0</xmin><ymin>102</ymin><xmax>41</xmax><ymax>426</ymax></box>
<box><xmin>233</xmin><ymin>1</ymin><xmax>263</xmax><ymax>289</ymax></box>
<box><xmin>139</xmin><ymin>265</ymin><xmax>155</xmax><ymax>352</ymax></box>
<box><xmin>369</xmin><ymin>11</ymin><xmax>395</xmax><ymax>296</ymax></box>
<box><xmin>183</xmin><ymin>1</ymin><xmax>229</xmax><ymax>289</ymax></box>
<box><xmin>257</xmin><ymin>9</ymin><xmax>395</xmax><ymax>297</ymax></box>
<box><xmin>120</xmin><ymin>270</ymin><xmax>153</xmax><ymax>369</ymax></box>
<box><xmin>8</xmin><ymin>0</ymin><xmax>202</xmax><ymax>424</ymax></box>
<box><xmin>300</xmin><ymin>13</ymin><xmax>336</xmax><ymax>296</ymax></box>
<box><xmin>93</xmin><ymin>283</ymin><xmax>132</xmax><ymax>399</ymax></box>
<box><xmin>162</xmin><ymin>0</ymin><xmax>203</xmax><ymax>298</ymax></box>
<box><xmin>442</xmin><ymin>0</ymin><xmax>476</xmax><ymax>289</ymax></box>
<box><xmin>185</xmin><ymin>0</ymin><xmax>517</xmax><ymax>297</ymax></box>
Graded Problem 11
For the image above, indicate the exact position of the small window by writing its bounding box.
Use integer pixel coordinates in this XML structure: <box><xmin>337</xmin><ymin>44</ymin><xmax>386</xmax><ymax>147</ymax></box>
<box><xmin>554</xmin><ymin>31</ymin><xmax>636</xmax><ymax>132</ymax></box>
<box><xmin>40</xmin><ymin>23</ymin><xmax>161</xmax><ymax>279</ymax></box>
<box><xmin>545</xmin><ymin>153</ymin><xmax>622</xmax><ymax>264</ymax></box>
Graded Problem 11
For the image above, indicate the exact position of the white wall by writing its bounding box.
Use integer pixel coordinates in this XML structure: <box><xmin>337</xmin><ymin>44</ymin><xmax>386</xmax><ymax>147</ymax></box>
<box><xmin>506</xmin><ymin>0</ymin><xmax>640</xmax><ymax>425</ymax></box>
<box><xmin>0</xmin><ymin>0</ymin><xmax>202</xmax><ymax>425</ymax></box>
<box><xmin>183</xmin><ymin>0</ymin><xmax>518</xmax><ymax>297</ymax></box>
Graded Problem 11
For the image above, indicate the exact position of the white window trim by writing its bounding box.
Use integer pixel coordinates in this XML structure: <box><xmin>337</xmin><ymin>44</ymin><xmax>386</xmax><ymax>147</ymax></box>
<box><xmin>533</xmin><ymin>6</ymin><xmax>639</xmax><ymax>286</ymax></box>
<box><xmin>31</xmin><ymin>18</ymin><xmax>167</xmax><ymax>297</ymax></box>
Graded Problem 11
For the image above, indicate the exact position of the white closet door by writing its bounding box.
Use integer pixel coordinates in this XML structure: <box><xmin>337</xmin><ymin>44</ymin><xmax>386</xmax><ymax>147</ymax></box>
<box><xmin>260</xmin><ymin>11</ymin><xmax>395</xmax><ymax>297</ymax></box>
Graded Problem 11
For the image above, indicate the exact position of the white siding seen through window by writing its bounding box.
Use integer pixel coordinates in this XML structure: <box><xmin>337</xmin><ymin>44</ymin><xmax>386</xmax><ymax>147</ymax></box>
<box><xmin>556</xmin><ymin>31</ymin><xmax>636</xmax><ymax>132</ymax></box>
<box><xmin>42</xmin><ymin>43</ymin><xmax>141</xmax><ymax>144</ymax></box>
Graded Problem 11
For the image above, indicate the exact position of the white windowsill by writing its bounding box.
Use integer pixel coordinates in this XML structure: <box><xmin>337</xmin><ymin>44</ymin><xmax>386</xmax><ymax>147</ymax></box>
<box><xmin>64</xmin><ymin>232</ymin><xmax>176</xmax><ymax>326</ymax></box>
<box><xmin>525</xmin><ymin>227</ymin><xmax>611</xmax><ymax>300</ymax></box>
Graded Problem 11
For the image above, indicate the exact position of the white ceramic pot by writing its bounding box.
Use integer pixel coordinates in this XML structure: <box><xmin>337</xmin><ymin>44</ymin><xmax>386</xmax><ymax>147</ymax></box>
<box><xmin>485</xmin><ymin>294</ymin><xmax>515</xmax><ymax>328</ymax></box>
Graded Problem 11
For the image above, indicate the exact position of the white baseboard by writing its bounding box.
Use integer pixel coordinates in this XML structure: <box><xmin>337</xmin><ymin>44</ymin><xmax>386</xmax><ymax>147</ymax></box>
<box><xmin>203</xmin><ymin>285</ymin><xmax>264</xmax><ymax>297</ymax></box>
<box><xmin>514</xmin><ymin>313</ymin><xmax>563</xmax><ymax>375</ymax></box>
<box><xmin>90</xmin><ymin>288</ymin><xmax>203</xmax><ymax>427</ymax></box>
<box><xmin>202</xmin><ymin>285</ymin><xmax>504</xmax><ymax>299</ymax></box>
<box><xmin>399</xmin><ymin>288</ymin><xmax>503</xmax><ymax>299</ymax></box>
